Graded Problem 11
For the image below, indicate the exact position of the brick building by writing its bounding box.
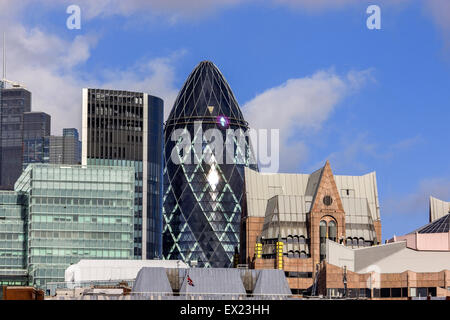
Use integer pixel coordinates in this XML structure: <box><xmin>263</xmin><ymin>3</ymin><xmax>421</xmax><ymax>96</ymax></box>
<box><xmin>240</xmin><ymin>161</ymin><xmax>382</xmax><ymax>295</ymax></box>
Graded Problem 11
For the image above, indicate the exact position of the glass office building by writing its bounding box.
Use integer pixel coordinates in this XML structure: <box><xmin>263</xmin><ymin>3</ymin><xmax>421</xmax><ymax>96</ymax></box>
<box><xmin>82</xmin><ymin>89</ymin><xmax>164</xmax><ymax>259</ymax></box>
<box><xmin>14</xmin><ymin>164</ymin><xmax>135</xmax><ymax>288</ymax></box>
<box><xmin>22</xmin><ymin>112</ymin><xmax>51</xmax><ymax>169</ymax></box>
<box><xmin>163</xmin><ymin>61</ymin><xmax>257</xmax><ymax>268</ymax></box>
<box><xmin>0</xmin><ymin>191</ymin><xmax>28</xmax><ymax>286</ymax></box>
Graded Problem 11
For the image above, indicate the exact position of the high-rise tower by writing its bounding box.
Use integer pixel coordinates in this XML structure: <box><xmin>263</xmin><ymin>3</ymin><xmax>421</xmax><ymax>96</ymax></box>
<box><xmin>163</xmin><ymin>61</ymin><xmax>257</xmax><ymax>268</ymax></box>
<box><xmin>82</xmin><ymin>89</ymin><xmax>164</xmax><ymax>259</ymax></box>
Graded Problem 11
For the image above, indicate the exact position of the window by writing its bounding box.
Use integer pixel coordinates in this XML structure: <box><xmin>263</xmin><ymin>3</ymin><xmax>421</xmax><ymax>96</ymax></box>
<box><xmin>391</xmin><ymin>288</ymin><xmax>401</xmax><ymax>298</ymax></box>
<box><xmin>328</xmin><ymin>221</ymin><xmax>337</xmax><ymax>242</ymax></box>
<box><xmin>319</xmin><ymin>220</ymin><xmax>327</xmax><ymax>261</ymax></box>
<box><xmin>358</xmin><ymin>238</ymin><xmax>365</xmax><ymax>246</ymax></box>
<box><xmin>299</xmin><ymin>236</ymin><xmax>306</xmax><ymax>244</ymax></box>
<box><xmin>380</xmin><ymin>288</ymin><xmax>391</xmax><ymax>298</ymax></box>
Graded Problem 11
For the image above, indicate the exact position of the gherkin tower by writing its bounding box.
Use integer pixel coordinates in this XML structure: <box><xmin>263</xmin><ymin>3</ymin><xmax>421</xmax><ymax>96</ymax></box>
<box><xmin>163</xmin><ymin>61</ymin><xmax>257</xmax><ymax>268</ymax></box>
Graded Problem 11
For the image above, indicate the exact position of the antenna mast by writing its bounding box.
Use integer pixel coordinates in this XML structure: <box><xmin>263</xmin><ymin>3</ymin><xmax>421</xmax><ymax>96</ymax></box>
<box><xmin>1</xmin><ymin>34</ymin><xmax>24</xmax><ymax>89</ymax></box>
<box><xmin>2</xmin><ymin>31</ymin><xmax>5</xmax><ymax>80</ymax></box>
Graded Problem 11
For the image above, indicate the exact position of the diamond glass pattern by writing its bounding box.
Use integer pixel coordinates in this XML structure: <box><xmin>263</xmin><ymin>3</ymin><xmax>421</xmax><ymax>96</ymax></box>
<box><xmin>163</xmin><ymin>61</ymin><xmax>258</xmax><ymax>268</ymax></box>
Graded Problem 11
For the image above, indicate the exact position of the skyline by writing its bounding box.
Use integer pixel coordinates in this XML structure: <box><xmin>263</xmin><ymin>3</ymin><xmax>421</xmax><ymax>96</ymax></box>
<box><xmin>0</xmin><ymin>0</ymin><xmax>449</xmax><ymax>241</ymax></box>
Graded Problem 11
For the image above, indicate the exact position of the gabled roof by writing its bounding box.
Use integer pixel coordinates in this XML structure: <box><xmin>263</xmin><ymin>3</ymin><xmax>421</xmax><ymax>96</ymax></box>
<box><xmin>179</xmin><ymin>268</ymin><xmax>246</xmax><ymax>295</ymax></box>
<box><xmin>132</xmin><ymin>267</ymin><xmax>173</xmax><ymax>293</ymax></box>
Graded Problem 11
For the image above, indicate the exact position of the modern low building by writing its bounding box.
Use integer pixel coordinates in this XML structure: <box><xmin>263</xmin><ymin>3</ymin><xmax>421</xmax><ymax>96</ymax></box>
<box><xmin>12</xmin><ymin>164</ymin><xmax>135</xmax><ymax>288</ymax></box>
<box><xmin>320</xmin><ymin>239</ymin><xmax>450</xmax><ymax>299</ymax></box>
<box><xmin>242</xmin><ymin>161</ymin><xmax>382</xmax><ymax>294</ymax></box>
<box><xmin>82</xmin><ymin>88</ymin><xmax>164</xmax><ymax>260</ymax></box>
<box><xmin>48</xmin><ymin>266</ymin><xmax>292</xmax><ymax>300</ymax></box>
<box><xmin>315</xmin><ymin>198</ymin><xmax>450</xmax><ymax>300</ymax></box>
<box><xmin>388</xmin><ymin>213</ymin><xmax>450</xmax><ymax>251</ymax></box>
<box><xmin>64</xmin><ymin>259</ymin><xmax>189</xmax><ymax>283</ymax></box>
<box><xmin>0</xmin><ymin>191</ymin><xmax>28</xmax><ymax>286</ymax></box>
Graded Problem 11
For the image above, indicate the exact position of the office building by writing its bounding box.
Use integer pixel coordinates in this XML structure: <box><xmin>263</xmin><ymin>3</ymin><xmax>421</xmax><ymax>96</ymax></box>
<box><xmin>13</xmin><ymin>164</ymin><xmax>135</xmax><ymax>287</ymax></box>
<box><xmin>82</xmin><ymin>88</ymin><xmax>164</xmax><ymax>259</ymax></box>
<box><xmin>243</xmin><ymin>161</ymin><xmax>382</xmax><ymax>294</ymax></box>
<box><xmin>49</xmin><ymin>128</ymin><xmax>81</xmax><ymax>165</ymax></box>
<box><xmin>0</xmin><ymin>191</ymin><xmax>28</xmax><ymax>286</ymax></box>
<box><xmin>163</xmin><ymin>61</ymin><xmax>258</xmax><ymax>268</ymax></box>
<box><xmin>22</xmin><ymin>112</ymin><xmax>51</xmax><ymax>169</ymax></box>
<box><xmin>0</xmin><ymin>87</ymin><xmax>31</xmax><ymax>189</ymax></box>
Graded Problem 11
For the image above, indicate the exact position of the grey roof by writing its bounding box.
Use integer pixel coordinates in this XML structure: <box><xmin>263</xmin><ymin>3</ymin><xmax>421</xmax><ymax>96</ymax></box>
<box><xmin>252</xmin><ymin>270</ymin><xmax>291</xmax><ymax>296</ymax></box>
<box><xmin>132</xmin><ymin>267</ymin><xmax>173</xmax><ymax>293</ymax></box>
<box><xmin>409</xmin><ymin>213</ymin><xmax>450</xmax><ymax>234</ymax></box>
<box><xmin>179</xmin><ymin>268</ymin><xmax>246</xmax><ymax>295</ymax></box>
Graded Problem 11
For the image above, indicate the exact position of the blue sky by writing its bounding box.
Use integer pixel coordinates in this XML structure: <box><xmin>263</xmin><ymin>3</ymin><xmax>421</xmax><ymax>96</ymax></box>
<box><xmin>1</xmin><ymin>0</ymin><xmax>449</xmax><ymax>241</ymax></box>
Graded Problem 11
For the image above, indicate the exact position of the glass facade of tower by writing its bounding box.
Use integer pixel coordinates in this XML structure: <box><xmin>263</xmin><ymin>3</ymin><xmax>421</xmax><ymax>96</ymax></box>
<box><xmin>22</xmin><ymin>112</ymin><xmax>51</xmax><ymax>169</ymax></box>
<box><xmin>163</xmin><ymin>61</ymin><xmax>257</xmax><ymax>268</ymax></box>
<box><xmin>0</xmin><ymin>191</ymin><xmax>28</xmax><ymax>286</ymax></box>
<box><xmin>14</xmin><ymin>164</ymin><xmax>134</xmax><ymax>288</ymax></box>
<box><xmin>83</xmin><ymin>89</ymin><xmax>164</xmax><ymax>259</ymax></box>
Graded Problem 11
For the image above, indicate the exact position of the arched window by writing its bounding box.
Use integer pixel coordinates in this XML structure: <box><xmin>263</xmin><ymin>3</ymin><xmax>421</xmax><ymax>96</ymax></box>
<box><xmin>294</xmin><ymin>251</ymin><xmax>300</xmax><ymax>258</ymax></box>
<box><xmin>358</xmin><ymin>238</ymin><xmax>365</xmax><ymax>247</ymax></box>
<box><xmin>287</xmin><ymin>236</ymin><xmax>293</xmax><ymax>244</ymax></box>
<box><xmin>299</xmin><ymin>236</ymin><xmax>306</xmax><ymax>244</ymax></box>
<box><xmin>352</xmin><ymin>238</ymin><xmax>358</xmax><ymax>246</ymax></box>
<box><xmin>346</xmin><ymin>238</ymin><xmax>352</xmax><ymax>246</ymax></box>
<box><xmin>328</xmin><ymin>221</ymin><xmax>337</xmax><ymax>242</ymax></box>
<box><xmin>287</xmin><ymin>250</ymin><xmax>294</xmax><ymax>258</ymax></box>
<box><xmin>300</xmin><ymin>251</ymin><xmax>307</xmax><ymax>259</ymax></box>
<box><xmin>319</xmin><ymin>220</ymin><xmax>327</xmax><ymax>261</ymax></box>
<box><xmin>293</xmin><ymin>236</ymin><xmax>299</xmax><ymax>244</ymax></box>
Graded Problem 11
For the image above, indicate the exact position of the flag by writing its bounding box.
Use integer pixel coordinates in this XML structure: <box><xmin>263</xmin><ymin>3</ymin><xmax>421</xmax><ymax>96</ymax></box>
<box><xmin>187</xmin><ymin>275</ymin><xmax>194</xmax><ymax>287</ymax></box>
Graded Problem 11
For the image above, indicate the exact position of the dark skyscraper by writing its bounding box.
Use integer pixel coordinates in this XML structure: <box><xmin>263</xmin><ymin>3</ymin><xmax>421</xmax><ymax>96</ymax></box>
<box><xmin>82</xmin><ymin>88</ymin><xmax>164</xmax><ymax>259</ymax></box>
<box><xmin>163</xmin><ymin>61</ymin><xmax>257</xmax><ymax>268</ymax></box>
<box><xmin>22</xmin><ymin>111</ymin><xmax>51</xmax><ymax>168</ymax></box>
<box><xmin>0</xmin><ymin>87</ymin><xmax>31</xmax><ymax>189</ymax></box>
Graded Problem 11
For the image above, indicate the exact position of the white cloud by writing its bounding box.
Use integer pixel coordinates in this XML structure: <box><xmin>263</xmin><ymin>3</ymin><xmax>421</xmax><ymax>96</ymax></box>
<box><xmin>242</xmin><ymin>69</ymin><xmax>373</xmax><ymax>172</ymax></box>
<box><xmin>384</xmin><ymin>178</ymin><xmax>450</xmax><ymax>217</ymax></box>
<box><xmin>424</xmin><ymin>0</ymin><xmax>450</xmax><ymax>49</ymax></box>
<box><xmin>0</xmin><ymin>17</ymin><xmax>180</xmax><ymax>134</ymax></box>
<box><xmin>96</xmin><ymin>52</ymin><xmax>184</xmax><ymax>120</ymax></box>
<box><xmin>273</xmin><ymin>0</ymin><xmax>409</xmax><ymax>11</ymax></box>
<box><xmin>0</xmin><ymin>22</ymin><xmax>97</xmax><ymax>134</ymax></box>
